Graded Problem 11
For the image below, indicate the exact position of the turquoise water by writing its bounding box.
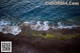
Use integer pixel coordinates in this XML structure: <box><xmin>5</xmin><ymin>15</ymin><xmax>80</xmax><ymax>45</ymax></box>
<box><xmin>0</xmin><ymin>0</ymin><xmax>80</xmax><ymax>26</ymax></box>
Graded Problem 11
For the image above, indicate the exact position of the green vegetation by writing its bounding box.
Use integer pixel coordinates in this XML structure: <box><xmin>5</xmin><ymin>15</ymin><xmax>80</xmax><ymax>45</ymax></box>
<box><xmin>33</xmin><ymin>33</ymin><xmax>37</xmax><ymax>37</ymax></box>
<box><xmin>20</xmin><ymin>32</ymin><xmax>27</xmax><ymax>38</ymax></box>
<box><xmin>45</xmin><ymin>34</ymin><xmax>57</xmax><ymax>38</ymax></box>
<box><xmin>32</xmin><ymin>33</ymin><xmax>77</xmax><ymax>40</ymax></box>
<box><xmin>20</xmin><ymin>32</ymin><xmax>77</xmax><ymax>40</ymax></box>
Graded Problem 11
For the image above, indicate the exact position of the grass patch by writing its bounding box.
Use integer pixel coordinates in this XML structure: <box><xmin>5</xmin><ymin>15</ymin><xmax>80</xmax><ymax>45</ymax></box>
<box><xmin>20</xmin><ymin>32</ymin><xmax>27</xmax><ymax>38</ymax></box>
<box><xmin>33</xmin><ymin>33</ymin><xmax>37</xmax><ymax>37</ymax></box>
<box><xmin>32</xmin><ymin>33</ymin><xmax>77</xmax><ymax>40</ymax></box>
<box><xmin>20</xmin><ymin>32</ymin><xmax>77</xmax><ymax>40</ymax></box>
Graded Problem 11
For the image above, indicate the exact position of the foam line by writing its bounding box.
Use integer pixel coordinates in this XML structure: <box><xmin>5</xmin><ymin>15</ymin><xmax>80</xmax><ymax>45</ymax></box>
<box><xmin>0</xmin><ymin>26</ymin><xmax>21</xmax><ymax>35</ymax></box>
<box><xmin>0</xmin><ymin>21</ymin><xmax>80</xmax><ymax>35</ymax></box>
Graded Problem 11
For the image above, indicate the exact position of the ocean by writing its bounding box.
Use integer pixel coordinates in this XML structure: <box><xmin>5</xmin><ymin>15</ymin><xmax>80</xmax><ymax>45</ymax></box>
<box><xmin>0</xmin><ymin>0</ymin><xmax>80</xmax><ymax>35</ymax></box>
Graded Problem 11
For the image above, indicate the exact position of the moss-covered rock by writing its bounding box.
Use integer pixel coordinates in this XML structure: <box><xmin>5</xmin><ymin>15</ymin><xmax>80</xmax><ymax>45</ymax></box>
<box><xmin>32</xmin><ymin>33</ymin><xmax>77</xmax><ymax>40</ymax></box>
<box><xmin>19</xmin><ymin>32</ymin><xmax>27</xmax><ymax>38</ymax></box>
<box><xmin>20</xmin><ymin>31</ymin><xmax>78</xmax><ymax>40</ymax></box>
<box><xmin>32</xmin><ymin>33</ymin><xmax>37</xmax><ymax>37</ymax></box>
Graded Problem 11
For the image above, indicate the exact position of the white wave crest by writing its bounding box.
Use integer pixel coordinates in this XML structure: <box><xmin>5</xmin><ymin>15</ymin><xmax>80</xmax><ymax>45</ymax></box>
<box><xmin>21</xmin><ymin>21</ymin><xmax>80</xmax><ymax>31</ymax></box>
<box><xmin>54</xmin><ymin>22</ymin><xmax>80</xmax><ymax>29</ymax></box>
<box><xmin>0</xmin><ymin>26</ymin><xmax>21</xmax><ymax>35</ymax></box>
<box><xmin>20</xmin><ymin>22</ymin><xmax>30</xmax><ymax>26</ymax></box>
<box><xmin>0</xmin><ymin>21</ymin><xmax>79</xmax><ymax>35</ymax></box>
<box><xmin>30</xmin><ymin>21</ymin><xmax>50</xmax><ymax>31</ymax></box>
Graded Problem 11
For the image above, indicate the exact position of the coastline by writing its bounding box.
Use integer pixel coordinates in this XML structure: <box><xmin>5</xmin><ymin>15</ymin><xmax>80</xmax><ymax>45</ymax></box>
<box><xmin>0</xmin><ymin>27</ymin><xmax>80</xmax><ymax>53</ymax></box>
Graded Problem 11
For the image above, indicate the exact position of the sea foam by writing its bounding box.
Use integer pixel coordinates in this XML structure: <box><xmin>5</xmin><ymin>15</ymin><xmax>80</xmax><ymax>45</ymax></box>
<box><xmin>30</xmin><ymin>21</ymin><xmax>50</xmax><ymax>31</ymax></box>
<box><xmin>0</xmin><ymin>21</ymin><xmax>80</xmax><ymax>35</ymax></box>
<box><xmin>56</xmin><ymin>22</ymin><xmax>79</xmax><ymax>29</ymax></box>
<box><xmin>22</xmin><ymin>21</ymin><xmax>80</xmax><ymax>30</ymax></box>
<box><xmin>0</xmin><ymin>26</ymin><xmax>21</xmax><ymax>35</ymax></box>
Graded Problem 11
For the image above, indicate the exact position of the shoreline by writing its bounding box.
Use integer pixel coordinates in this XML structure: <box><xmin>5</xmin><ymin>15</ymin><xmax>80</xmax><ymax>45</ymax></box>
<box><xmin>0</xmin><ymin>21</ymin><xmax>80</xmax><ymax>35</ymax></box>
<box><xmin>0</xmin><ymin>25</ymin><xmax>80</xmax><ymax>53</ymax></box>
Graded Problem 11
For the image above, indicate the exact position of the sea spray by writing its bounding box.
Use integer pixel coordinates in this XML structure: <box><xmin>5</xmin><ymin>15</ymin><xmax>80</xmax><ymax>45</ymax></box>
<box><xmin>57</xmin><ymin>22</ymin><xmax>63</xmax><ymax>29</ymax></box>
<box><xmin>0</xmin><ymin>21</ymin><xmax>80</xmax><ymax>35</ymax></box>
<box><xmin>0</xmin><ymin>26</ymin><xmax>21</xmax><ymax>35</ymax></box>
<box><xmin>20</xmin><ymin>21</ymin><xmax>80</xmax><ymax>30</ymax></box>
<box><xmin>30</xmin><ymin>21</ymin><xmax>43</xmax><ymax>30</ymax></box>
<box><xmin>56</xmin><ymin>22</ymin><xmax>79</xmax><ymax>29</ymax></box>
<box><xmin>42</xmin><ymin>21</ymin><xmax>49</xmax><ymax>30</ymax></box>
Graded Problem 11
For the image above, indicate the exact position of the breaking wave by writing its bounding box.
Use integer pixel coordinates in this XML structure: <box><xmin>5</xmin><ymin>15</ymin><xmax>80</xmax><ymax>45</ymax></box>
<box><xmin>0</xmin><ymin>26</ymin><xmax>21</xmax><ymax>35</ymax></box>
<box><xmin>0</xmin><ymin>20</ymin><xmax>11</xmax><ymax>26</ymax></box>
<box><xmin>0</xmin><ymin>21</ymin><xmax>80</xmax><ymax>35</ymax></box>
<box><xmin>21</xmin><ymin>21</ymin><xmax>80</xmax><ymax>30</ymax></box>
